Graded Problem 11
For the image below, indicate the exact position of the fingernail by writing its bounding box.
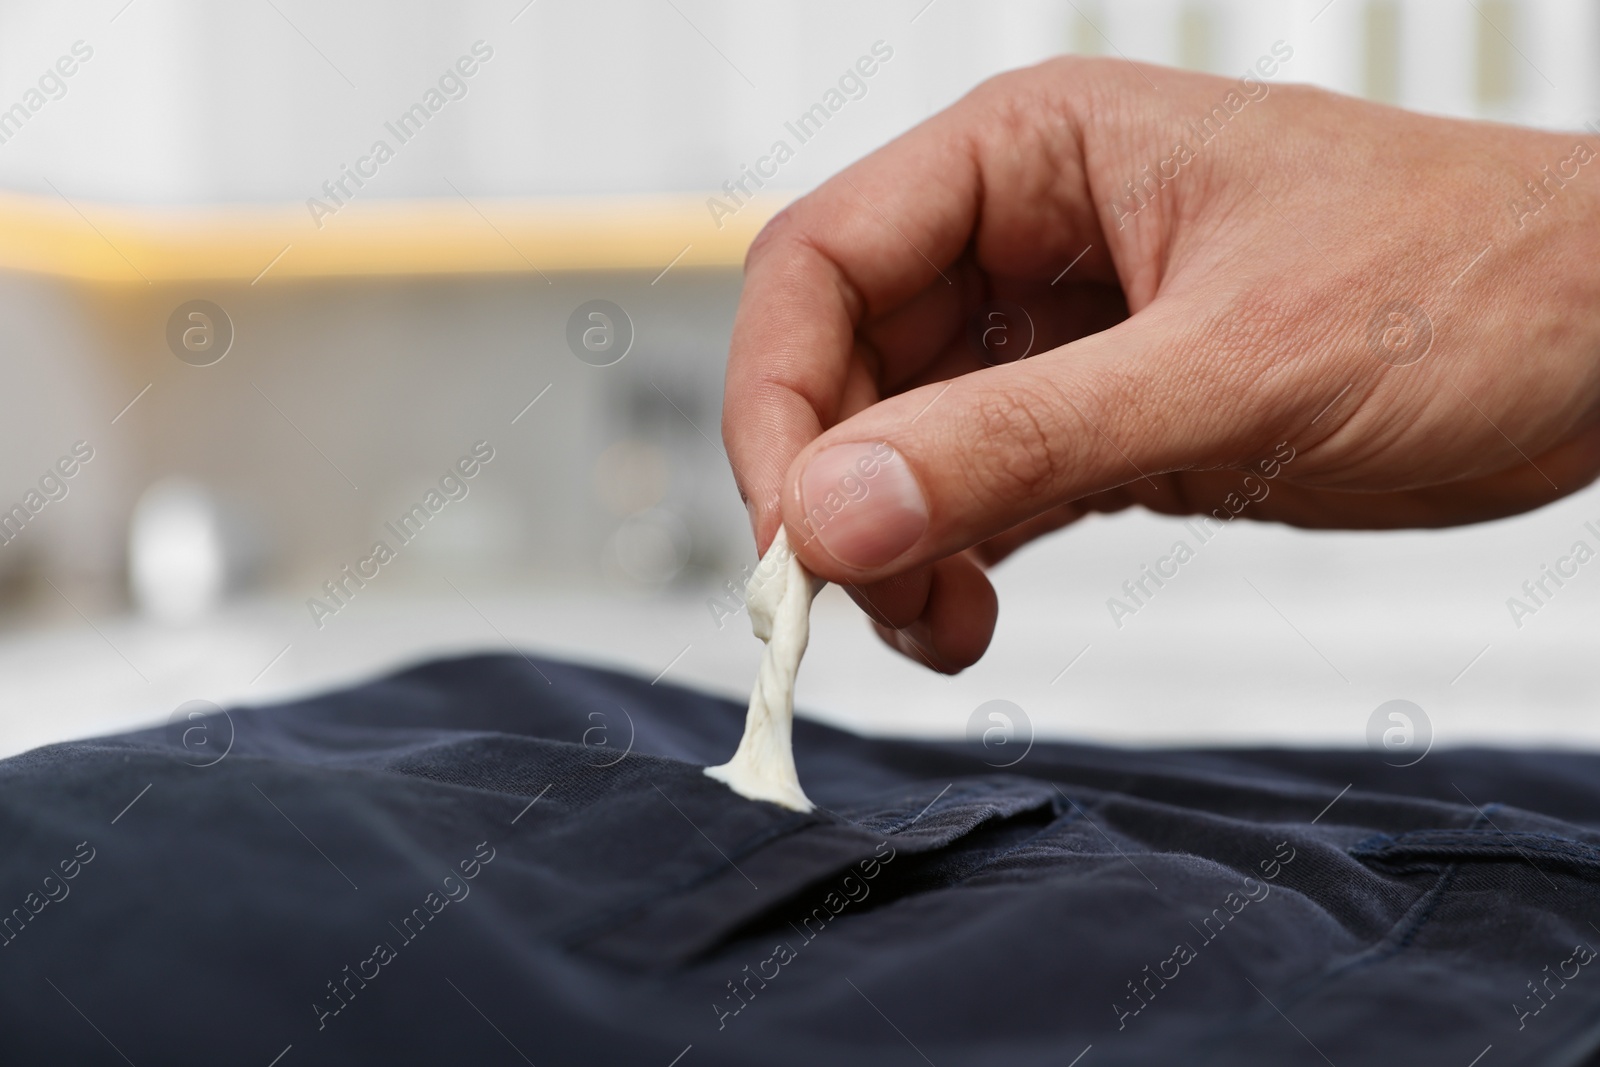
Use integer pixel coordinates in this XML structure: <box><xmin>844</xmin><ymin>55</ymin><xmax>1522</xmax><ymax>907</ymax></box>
<box><xmin>798</xmin><ymin>442</ymin><xmax>928</xmax><ymax>569</ymax></box>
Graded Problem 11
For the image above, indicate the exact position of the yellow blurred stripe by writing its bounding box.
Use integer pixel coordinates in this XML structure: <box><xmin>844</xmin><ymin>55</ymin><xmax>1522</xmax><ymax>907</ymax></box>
<box><xmin>0</xmin><ymin>191</ymin><xmax>784</xmax><ymax>283</ymax></box>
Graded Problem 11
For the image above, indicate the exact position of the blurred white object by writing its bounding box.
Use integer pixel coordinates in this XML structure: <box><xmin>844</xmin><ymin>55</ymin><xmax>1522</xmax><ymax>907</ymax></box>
<box><xmin>128</xmin><ymin>478</ymin><xmax>228</xmax><ymax>623</ymax></box>
<box><xmin>608</xmin><ymin>508</ymin><xmax>692</xmax><ymax>586</ymax></box>
<box><xmin>0</xmin><ymin>277</ymin><xmax>124</xmax><ymax>594</ymax></box>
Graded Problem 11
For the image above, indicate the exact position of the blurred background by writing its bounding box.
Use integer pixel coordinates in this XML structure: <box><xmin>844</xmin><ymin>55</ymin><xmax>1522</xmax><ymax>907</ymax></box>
<box><xmin>0</xmin><ymin>0</ymin><xmax>1597</xmax><ymax>759</ymax></box>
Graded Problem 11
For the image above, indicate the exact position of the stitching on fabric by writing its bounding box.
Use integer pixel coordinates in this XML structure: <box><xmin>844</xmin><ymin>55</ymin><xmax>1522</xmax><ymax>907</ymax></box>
<box><xmin>864</xmin><ymin>784</ymin><xmax>996</xmax><ymax>833</ymax></box>
<box><xmin>918</xmin><ymin>797</ymin><xmax>1080</xmax><ymax>891</ymax></box>
<box><xmin>560</xmin><ymin>814</ymin><xmax>828</xmax><ymax>950</ymax></box>
<box><xmin>1351</xmin><ymin>828</ymin><xmax>1600</xmax><ymax>869</ymax></box>
<box><xmin>565</xmin><ymin>781</ymin><xmax>1059</xmax><ymax>953</ymax></box>
<box><xmin>1193</xmin><ymin>808</ymin><xmax>1489</xmax><ymax>1062</ymax></box>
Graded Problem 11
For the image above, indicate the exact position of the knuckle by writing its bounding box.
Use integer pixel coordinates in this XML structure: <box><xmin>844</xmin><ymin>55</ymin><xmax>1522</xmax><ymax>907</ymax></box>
<box><xmin>1163</xmin><ymin>294</ymin><xmax>1305</xmax><ymax>457</ymax></box>
<box><xmin>964</xmin><ymin>386</ymin><xmax>1069</xmax><ymax>505</ymax></box>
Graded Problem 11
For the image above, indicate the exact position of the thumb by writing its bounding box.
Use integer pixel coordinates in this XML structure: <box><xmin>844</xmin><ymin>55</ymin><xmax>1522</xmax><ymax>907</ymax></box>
<box><xmin>778</xmin><ymin>307</ymin><xmax>1264</xmax><ymax>584</ymax></box>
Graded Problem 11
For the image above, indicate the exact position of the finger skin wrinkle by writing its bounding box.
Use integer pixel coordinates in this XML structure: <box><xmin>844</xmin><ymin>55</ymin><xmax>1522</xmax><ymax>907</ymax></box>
<box><xmin>742</xmin><ymin>202</ymin><xmax>792</xmax><ymax>270</ymax></box>
<box><xmin>1064</xmin><ymin>64</ymin><xmax>1177</xmax><ymax>307</ymax></box>
<box><xmin>876</xmin><ymin>261</ymin><xmax>984</xmax><ymax>397</ymax></box>
<box><xmin>727</xmin><ymin>245</ymin><xmax>858</xmax><ymax>434</ymax></box>
<box><xmin>825</xmin><ymin>167</ymin><xmax>972</xmax><ymax>315</ymax></box>
<box><xmin>1182</xmin><ymin>297</ymin><xmax>1308</xmax><ymax>450</ymax></box>
<box><xmin>959</xmin><ymin>380</ymin><xmax>1075</xmax><ymax>516</ymax></box>
<box><xmin>968</xmin><ymin>64</ymin><xmax>1102</xmax><ymax>282</ymax></box>
<box><xmin>777</xmin><ymin>226</ymin><xmax>867</xmax><ymax>327</ymax></box>
<box><xmin>814</xmin><ymin>151</ymin><xmax>980</xmax><ymax>316</ymax></box>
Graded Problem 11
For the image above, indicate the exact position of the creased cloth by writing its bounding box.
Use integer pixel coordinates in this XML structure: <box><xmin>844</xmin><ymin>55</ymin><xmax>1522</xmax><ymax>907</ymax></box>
<box><xmin>2</xmin><ymin>653</ymin><xmax>1600</xmax><ymax>1065</ymax></box>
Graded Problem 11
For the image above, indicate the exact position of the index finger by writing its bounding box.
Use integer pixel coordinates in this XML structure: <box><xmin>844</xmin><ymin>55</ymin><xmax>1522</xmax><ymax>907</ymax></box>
<box><xmin>721</xmin><ymin>153</ymin><xmax>972</xmax><ymax>553</ymax></box>
<box><xmin>720</xmin><ymin>62</ymin><xmax>1109</xmax><ymax>555</ymax></box>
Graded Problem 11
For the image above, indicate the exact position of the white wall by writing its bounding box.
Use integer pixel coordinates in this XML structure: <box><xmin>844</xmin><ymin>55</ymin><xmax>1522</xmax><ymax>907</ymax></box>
<box><xmin>1</xmin><ymin>1</ymin><xmax>1598</xmax><ymax>754</ymax></box>
<box><xmin>0</xmin><ymin>1</ymin><xmax>1595</xmax><ymax>207</ymax></box>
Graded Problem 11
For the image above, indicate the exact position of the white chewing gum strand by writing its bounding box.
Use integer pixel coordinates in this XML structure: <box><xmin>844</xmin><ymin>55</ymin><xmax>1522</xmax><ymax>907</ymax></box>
<box><xmin>704</xmin><ymin>527</ymin><xmax>821</xmax><ymax>812</ymax></box>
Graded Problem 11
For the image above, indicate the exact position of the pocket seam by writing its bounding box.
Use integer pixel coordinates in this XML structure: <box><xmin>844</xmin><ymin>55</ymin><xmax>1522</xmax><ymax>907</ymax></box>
<box><xmin>1351</xmin><ymin>827</ymin><xmax>1600</xmax><ymax>874</ymax></box>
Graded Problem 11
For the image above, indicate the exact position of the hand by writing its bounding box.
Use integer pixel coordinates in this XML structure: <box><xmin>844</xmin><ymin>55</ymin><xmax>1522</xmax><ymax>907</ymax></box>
<box><xmin>722</xmin><ymin>56</ymin><xmax>1600</xmax><ymax>673</ymax></box>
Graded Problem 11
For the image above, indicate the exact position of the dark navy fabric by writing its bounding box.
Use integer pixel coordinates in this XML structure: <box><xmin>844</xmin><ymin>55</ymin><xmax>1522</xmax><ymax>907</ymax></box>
<box><xmin>2</xmin><ymin>652</ymin><xmax>1599</xmax><ymax>1066</ymax></box>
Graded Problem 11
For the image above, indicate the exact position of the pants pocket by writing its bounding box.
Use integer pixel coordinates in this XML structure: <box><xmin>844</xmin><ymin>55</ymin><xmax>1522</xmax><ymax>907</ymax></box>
<box><xmin>566</xmin><ymin>775</ymin><xmax>1061</xmax><ymax>968</ymax></box>
<box><xmin>1351</xmin><ymin>827</ymin><xmax>1600</xmax><ymax>878</ymax></box>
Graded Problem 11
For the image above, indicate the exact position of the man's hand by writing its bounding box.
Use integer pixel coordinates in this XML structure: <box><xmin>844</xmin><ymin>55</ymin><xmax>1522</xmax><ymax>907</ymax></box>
<box><xmin>722</xmin><ymin>56</ymin><xmax>1600</xmax><ymax>673</ymax></box>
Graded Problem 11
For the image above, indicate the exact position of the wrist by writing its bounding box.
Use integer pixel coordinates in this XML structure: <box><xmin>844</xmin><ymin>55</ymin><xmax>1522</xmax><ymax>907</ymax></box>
<box><xmin>1486</xmin><ymin>125</ymin><xmax>1600</xmax><ymax>432</ymax></box>
<box><xmin>1503</xmin><ymin>127</ymin><xmax>1598</xmax><ymax>231</ymax></box>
